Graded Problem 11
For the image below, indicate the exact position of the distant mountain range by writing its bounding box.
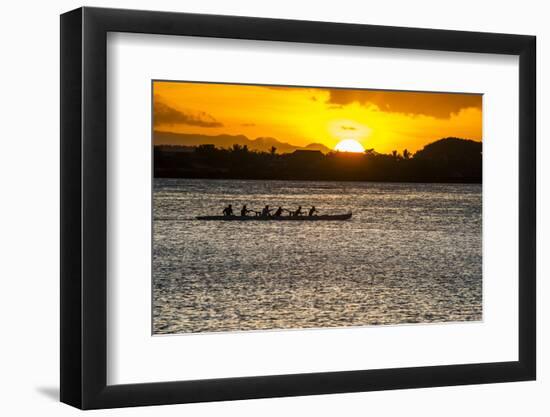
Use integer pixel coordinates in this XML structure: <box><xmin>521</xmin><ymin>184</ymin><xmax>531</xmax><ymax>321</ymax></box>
<box><xmin>154</xmin><ymin>131</ymin><xmax>332</xmax><ymax>154</ymax></box>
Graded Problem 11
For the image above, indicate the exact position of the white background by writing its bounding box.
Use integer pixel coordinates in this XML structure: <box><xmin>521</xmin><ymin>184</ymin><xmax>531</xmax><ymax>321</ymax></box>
<box><xmin>0</xmin><ymin>0</ymin><xmax>546</xmax><ymax>416</ymax></box>
<box><xmin>108</xmin><ymin>34</ymin><xmax>518</xmax><ymax>384</ymax></box>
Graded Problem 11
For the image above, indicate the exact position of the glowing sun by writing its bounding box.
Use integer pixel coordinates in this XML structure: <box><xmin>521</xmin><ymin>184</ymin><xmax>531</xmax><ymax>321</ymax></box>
<box><xmin>334</xmin><ymin>139</ymin><xmax>365</xmax><ymax>153</ymax></box>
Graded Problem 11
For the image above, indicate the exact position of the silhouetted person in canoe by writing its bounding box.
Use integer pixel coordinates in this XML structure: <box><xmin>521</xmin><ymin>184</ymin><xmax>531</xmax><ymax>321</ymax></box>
<box><xmin>222</xmin><ymin>204</ymin><xmax>233</xmax><ymax>216</ymax></box>
<box><xmin>273</xmin><ymin>206</ymin><xmax>284</xmax><ymax>217</ymax></box>
<box><xmin>308</xmin><ymin>206</ymin><xmax>317</xmax><ymax>216</ymax></box>
<box><xmin>261</xmin><ymin>205</ymin><xmax>272</xmax><ymax>217</ymax></box>
<box><xmin>240</xmin><ymin>204</ymin><xmax>251</xmax><ymax>217</ymax></box>
<box><xmin>293</xmin><ymin>206</ymin><xmax>303</xmax><ymax>216</ymax></box>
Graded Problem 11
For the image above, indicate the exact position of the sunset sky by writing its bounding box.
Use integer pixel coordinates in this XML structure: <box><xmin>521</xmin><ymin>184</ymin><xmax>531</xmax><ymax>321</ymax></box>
<box><xmin>153</xmin><ymin>81</ymin><xmax>482</xmax><ymax>154</ymax></box>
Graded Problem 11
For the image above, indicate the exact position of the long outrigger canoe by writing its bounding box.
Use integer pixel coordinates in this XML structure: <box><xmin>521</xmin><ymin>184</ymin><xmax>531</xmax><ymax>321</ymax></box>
<box><xmin>196</xmin><ymin>212</ymin><xmax>352</xmax><ymax>221</ymax></box>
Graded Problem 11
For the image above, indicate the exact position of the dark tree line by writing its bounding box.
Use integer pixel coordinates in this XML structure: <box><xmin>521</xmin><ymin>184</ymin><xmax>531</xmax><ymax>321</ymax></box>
<box><xmin>154</xmin><ymin>137</ymin><xmax>482</xmax><ymax>183</ymax></box>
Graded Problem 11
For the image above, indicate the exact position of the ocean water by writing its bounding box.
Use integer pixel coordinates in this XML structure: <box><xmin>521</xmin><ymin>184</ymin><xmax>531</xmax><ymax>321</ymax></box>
<box><xmin>153</xmin><ymin>178</ymin><xmax>482</xmax><ymax>334</ymax></box>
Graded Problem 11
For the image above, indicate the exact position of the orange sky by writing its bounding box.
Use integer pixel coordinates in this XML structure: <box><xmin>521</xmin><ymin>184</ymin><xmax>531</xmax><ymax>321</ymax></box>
<box><xmin>153</xmin><ymin>81</ymin><xmax>482</xmax><ymax>154</ymax></box>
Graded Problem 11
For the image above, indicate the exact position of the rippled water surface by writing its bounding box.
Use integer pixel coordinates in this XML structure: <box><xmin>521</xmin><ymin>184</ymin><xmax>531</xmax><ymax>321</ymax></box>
<box><xmin>153</xmin><ymin>178</ymin><xmax>482</xmax><ymax>334</ymax></box>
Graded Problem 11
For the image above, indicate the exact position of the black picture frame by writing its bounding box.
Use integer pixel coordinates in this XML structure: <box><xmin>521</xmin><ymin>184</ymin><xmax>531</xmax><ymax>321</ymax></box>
<box><xmin>60</xmin><ymin>6</ymin><xmax>536</xmax><ymax>410</ymax></box>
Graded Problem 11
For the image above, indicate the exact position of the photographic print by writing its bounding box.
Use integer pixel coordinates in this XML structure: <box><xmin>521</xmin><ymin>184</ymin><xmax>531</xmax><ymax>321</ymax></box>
<box><xmin>152</xmin><ymin>81</ymin><xmax>482</xmax><ymax>335</ymax></box>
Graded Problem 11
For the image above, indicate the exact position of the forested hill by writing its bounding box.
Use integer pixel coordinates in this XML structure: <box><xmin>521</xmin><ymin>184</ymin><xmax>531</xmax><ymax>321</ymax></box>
<box><xmin>414</xmin><ymin>137</ymin><xmax>481</xmax><ymax>161</ymax></box>
<box><xmin>154</xmin><ymin>137</ymin><xmax>482</xmax><ymax>183</ymax></box>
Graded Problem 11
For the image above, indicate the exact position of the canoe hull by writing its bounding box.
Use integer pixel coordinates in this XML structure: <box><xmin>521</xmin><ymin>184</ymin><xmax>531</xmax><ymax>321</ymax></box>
<box><xmin>196</xmin><ymin>213</ymin><xmax>352</xmax><ymax>221</ymax></box>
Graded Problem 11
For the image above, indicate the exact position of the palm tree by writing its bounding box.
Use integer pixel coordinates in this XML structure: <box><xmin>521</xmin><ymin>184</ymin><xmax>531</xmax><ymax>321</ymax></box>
<box><xmin>403</xmin><ymin>149</ymin><xmax>411</xmax><ymax>160</ymax></box>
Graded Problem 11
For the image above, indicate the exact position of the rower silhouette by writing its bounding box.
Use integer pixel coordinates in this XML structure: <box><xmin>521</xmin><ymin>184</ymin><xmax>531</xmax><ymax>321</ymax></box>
<box><xmin>240</xmin><ymin>204</ymin><xmax>251</xmax><ymax>217</ymax></box>
<box><xmin>261</xmin><ymin>205</ymin><xmax>272</xmax><ymax>217</ymax></box>
<box><xmin>222</xmin><ymin>204</ymin><xmax>233</xmax><ymax>216</ymax></box>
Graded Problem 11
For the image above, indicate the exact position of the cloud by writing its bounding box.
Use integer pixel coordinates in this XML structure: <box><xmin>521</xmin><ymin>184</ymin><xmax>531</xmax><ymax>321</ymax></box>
<box><xmin>256</xmin><ymin>85</ymin><xmax>481</xmax><ymax>119</ymax></box>
<box><xmin>154</xmin><ymin>98</ymin><xmax>223</xmax><ymax>128</ymax></box>
<box><xmin>326</xmin><ymin>89</ymin><xmax>482</xmax><ymax>119</ymax></box>
<box><xmin>340</xmin><ymin>125</ymin><xmax>357</xmax><ymax>130</ymax></box>
<box><xmin>241</xmin><ymin>123</ymin><xmax>256</xmax><ymax>127</ymax></box>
